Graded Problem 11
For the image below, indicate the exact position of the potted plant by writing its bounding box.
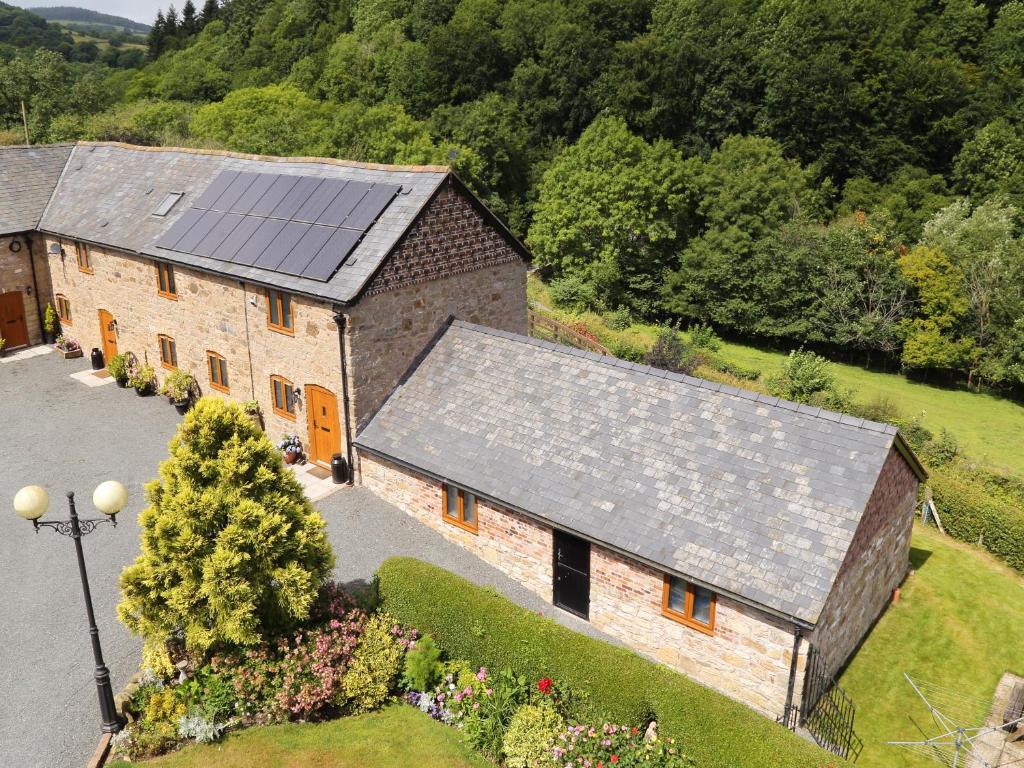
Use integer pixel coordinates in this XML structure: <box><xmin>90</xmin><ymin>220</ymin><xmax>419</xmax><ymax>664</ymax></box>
<box><xmin>54</xmin><ymin>335</ymin><xmax>83</xmax><ymax>359</ymax></box>
<box><xmin>127</xmin><ymin>361</ymin><xmax>156</xmax><ymax>396</ymax></box>
<box><xmin>107</xmin><ymin>353</ymin><xmax>129</xmax><ymax>388</ymax></box>
<box><xmin>0</xmin><ymin>337</ymin><xmax>5</xmax><ymax>358</ymax></box>
<box><xmin>161</xmin><ymin>369</ymin><xmax>196</xmax><ymax>414</ymax></box>
<box><xmin>278</xmin><ymin>434</ymin><xmax>304</xmax><ymax>465</ymax></box>
<box><xmin>43</xmin><ymin>303</ymin><xmax>57</xmax><ymax>345</ymax></box>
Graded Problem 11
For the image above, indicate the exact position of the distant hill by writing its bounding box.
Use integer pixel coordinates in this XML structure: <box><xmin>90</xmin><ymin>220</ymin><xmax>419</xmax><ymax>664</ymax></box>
<box><xmin>27</xmin><ymin>6</ymin><xmax>149</xmax><ymax>34</ymax></box>
<box><xmin>0</xmin><ymin>3</ymin><xmax>71</xmax><ymax>50</ymax></box>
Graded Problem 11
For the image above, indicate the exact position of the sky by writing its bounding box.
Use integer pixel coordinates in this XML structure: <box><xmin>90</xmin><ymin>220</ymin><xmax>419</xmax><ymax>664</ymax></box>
<box><xmin>10</xmin><ymin>1</ymin><xmax>165</xmax><ymax>24</ymax></box>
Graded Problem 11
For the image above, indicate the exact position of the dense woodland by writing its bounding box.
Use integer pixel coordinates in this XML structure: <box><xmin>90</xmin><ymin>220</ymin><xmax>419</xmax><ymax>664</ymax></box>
<box><xmin>1</xmin><ymin>0</ymin><xmax>1023</xmax><ymax>390</ymax></box>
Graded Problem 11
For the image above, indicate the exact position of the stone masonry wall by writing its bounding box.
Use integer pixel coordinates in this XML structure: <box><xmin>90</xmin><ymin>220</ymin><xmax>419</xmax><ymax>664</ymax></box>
<box><xmin>0</xmin><ymin>233</ymin><xmax>46</xmax><ymax>347</ymax></box>
<box><xmin>42</xmin><ymin>236</ymin><xmax>347</xmax><ymax>454</ymax></box>
<box><xmin>345</xmin><ymin>262</ymin><xmax>527</xmax><ymax>435</ymax></box>
<box><xmin>358</xmin><ymin>451</ymin><xmax>804</xmax><ymax>719</ymax></box>
<box><xmin>809</xmin><ymin>446</ymin><xmax>919</xmax><ymax>679</ymax></box>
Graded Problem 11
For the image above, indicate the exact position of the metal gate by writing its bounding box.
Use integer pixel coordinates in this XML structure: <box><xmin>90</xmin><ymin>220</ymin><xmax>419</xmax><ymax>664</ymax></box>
<box><xmin>799</xmin><ymin>646</ymin><xmax>863</xmax><ymax>761</ymax></box>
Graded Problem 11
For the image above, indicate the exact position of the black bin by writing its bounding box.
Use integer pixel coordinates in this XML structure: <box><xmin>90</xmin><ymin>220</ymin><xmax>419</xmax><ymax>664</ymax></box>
<box><xmin>330</xmin><ymin>453</ymin><xmax>349</xmax><ymax>484</ymax></box>
<box><xmin>90</xmin><ymin>347</ymin><xmax>104</xmax><ymax>370</ymax></box>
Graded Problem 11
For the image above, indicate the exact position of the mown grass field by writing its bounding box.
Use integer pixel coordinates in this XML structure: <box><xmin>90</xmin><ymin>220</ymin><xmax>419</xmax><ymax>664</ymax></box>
<box><xmin>527</xmin><ymin>277</ymin><xmax>1024</xmax><ymax>476</ymax></box>
<box><xmin>108</xmin><ymin>705</ymin><xmax>491</xmax><ymax>768</ymax></box>
<box><xmin>839</xmin><ymin>524</ymin><xmax>1024</xmax><ymax>768</ymax></box>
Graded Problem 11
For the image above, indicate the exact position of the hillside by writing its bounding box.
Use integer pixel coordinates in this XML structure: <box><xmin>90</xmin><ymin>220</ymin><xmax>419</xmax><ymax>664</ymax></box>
<box><xmin>26</xmin><ymin>6</ymin><xmax>148</xmax><ymax>33</ymax></box>
<box><xmin>0</xmin><ymin>2</ymin><xmax>69</xmax><ymax>50</ymax></box>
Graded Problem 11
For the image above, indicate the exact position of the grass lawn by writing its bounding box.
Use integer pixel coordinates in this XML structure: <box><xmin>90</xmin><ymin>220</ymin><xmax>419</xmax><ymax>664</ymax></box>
<box><xmin>108</xmin><ymin>705</ymin><xmax>492</xmax><ymax>768</ymax></box>
<box><xmin>839</xmin><ymin>524</ymin><xmax>1024</xmax><ymax>768</ymax></box>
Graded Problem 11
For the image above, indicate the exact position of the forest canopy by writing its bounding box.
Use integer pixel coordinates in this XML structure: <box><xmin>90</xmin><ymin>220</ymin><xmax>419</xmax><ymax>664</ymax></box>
<box><xmin>2</xmin><ymin>0</ymin><xmax>1023</xmax><ymax>389</ymax></box>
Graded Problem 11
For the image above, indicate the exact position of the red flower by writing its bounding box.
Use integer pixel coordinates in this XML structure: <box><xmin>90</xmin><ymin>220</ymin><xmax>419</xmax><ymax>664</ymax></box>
<box><xmin>537</xmin><ymin>677</ymin><xmax>553</xmax><ymax>695</ymax></box>
<box><xmin>631</xmin><ymin>726</ymin><xmax>638</xmax><ymax>735</ymax></box>
<box><xmin>611</xmin><ymin>756</ymin><xmax>619</xmax><ymax>764</ymax></box>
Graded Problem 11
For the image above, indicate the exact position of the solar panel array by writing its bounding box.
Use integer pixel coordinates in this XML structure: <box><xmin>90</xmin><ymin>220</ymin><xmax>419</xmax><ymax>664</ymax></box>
<box><xmin>155</xmin><ymin>171</ymin><xmax>401</xmax><ymax>282</ymax></box>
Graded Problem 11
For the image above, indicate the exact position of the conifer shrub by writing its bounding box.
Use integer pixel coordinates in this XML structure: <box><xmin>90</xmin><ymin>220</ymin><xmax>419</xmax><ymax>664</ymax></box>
<box><xmin>118</xmin><ymin>397</ymin><xmax>334</xmax><ymax>657</ymax></box>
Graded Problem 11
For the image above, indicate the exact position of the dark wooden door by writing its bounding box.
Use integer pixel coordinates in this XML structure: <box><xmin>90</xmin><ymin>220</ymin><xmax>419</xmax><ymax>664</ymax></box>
<box><xmin>0</xmin><ymin>291</ymin><xmax>29</xmax><ymax>349</ymax></box>
<box><xmin>306</xmin><ymin>385</ymin><xmax>340</xmax><ymax>466</ymax></box>
<box><xmin>553</xmin><ymin>530</ymin><xmax>590</xmax><ymax>619</ymax></box>
<box><xmin>98</xmin><ymin>309</ymin><xmax>118</xmax><ymax>362</ymax></box>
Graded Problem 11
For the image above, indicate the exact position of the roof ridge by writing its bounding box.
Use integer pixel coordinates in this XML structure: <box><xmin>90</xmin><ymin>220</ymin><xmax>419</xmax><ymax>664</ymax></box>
<box><xmin>75</xmin><ymin>141</ymin><xmax>452</xmax><ymax>174</ymax></box>
<box><xmin>449</xmin><ymin>319</ymin><xmax>899</xmax><ymax>438</ymax></box>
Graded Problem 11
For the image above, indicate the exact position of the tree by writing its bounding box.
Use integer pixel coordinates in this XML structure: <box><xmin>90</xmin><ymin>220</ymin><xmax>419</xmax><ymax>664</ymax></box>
<box><xmin>952</xmin><ymin>119</ymin><xmax>1024</xmax><ymax>208</ymax></box>
<box><xmin>182</xmin><ymin>0</ymin><xmax>199</xmax><ymax>36</ymax></box>
<box><xmin>766</xmin><ymin>349</ymin><xmax>841</xmax><ymax>405</ymax></box>
<box><xmin>644</xmin><ymin>326</ymin><xmax>699</xmax><ymax>375</ymax></box>
<box><xmin>663</xmin><ymin>134</ymin><xmax>821</xmax><ymax>331</ymax></box>
<box><xmin>201</xmin><ymin>0</ymin><xmax>219</xmax><ymax>27</ymax></box>
<box><xmin>527</xmin><ymin>115</ymin><xmax>693</xmax><ymax>315</ymax></box>
<box><xmin>147</xmin><ymin>10</ymin><xmax>166</xmax><ymax>59</ymax></box>
<box><xmin>118</xmin><ymin>398</ymin><xmax>335</xmax><ymax>657</ymax></box>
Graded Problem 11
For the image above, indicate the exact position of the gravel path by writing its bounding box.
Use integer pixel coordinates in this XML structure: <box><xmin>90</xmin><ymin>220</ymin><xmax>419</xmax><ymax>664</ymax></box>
<box><xmin>0</xmin><ymin>351</ymin><xmax>608</xmax><ymax>768</ymax></box>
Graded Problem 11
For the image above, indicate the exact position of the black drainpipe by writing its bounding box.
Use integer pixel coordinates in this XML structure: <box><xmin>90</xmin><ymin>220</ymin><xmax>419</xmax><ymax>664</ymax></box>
<box><xmin>24</xmin><ymin>234</ymin><xmax>45</xmax><ymax>340</ymax></box>
<box><xmin>333</xmin><ymin>311</ymin><xmax>355</xmax><ymax>481</ymax></box>
<box><xmin>782</xmin><ymin>626</ymin><xmax>803</xmax><ymax>729</ymax></box>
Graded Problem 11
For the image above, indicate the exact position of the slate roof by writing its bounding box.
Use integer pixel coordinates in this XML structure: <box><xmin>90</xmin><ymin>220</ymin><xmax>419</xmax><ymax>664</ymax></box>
<box><xmin>355</xmin><ymin>321</ymin><xmax>924</xmax><ymax>625</ymax></box>
<box><xmin>0</xmin><ymin>144</ymin><xmax>73</xmax><ymax>235</ymax></box>
<box><xmin>35</xmin><ymin>143</ymin><xmax>453</xmax><ymax>303</ymax></box>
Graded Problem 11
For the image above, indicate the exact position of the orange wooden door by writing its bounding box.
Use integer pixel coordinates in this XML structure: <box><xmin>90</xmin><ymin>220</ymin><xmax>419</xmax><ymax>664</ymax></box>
<box><xmin>97</xmin><ymin>309</ymin><xmax>118</xmax><ymax>361</ymax></box>
<box><xmin>306</xmin><ymin>385</ymin><xmax>340</xmax><ymax>465</ymax></box>
<box><xmin>0</xmin><ymin>291</ymin><xmax>29</xmax><ymax>349</ymax></box>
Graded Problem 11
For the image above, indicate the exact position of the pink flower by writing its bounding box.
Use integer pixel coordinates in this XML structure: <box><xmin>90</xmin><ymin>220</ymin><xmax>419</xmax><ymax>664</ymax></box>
<box><xmin>472</xmin><ymin>702</ymin><xmax>480</xmax><ymax>709</ymax></box>
<box><xmin>476</xmin><ymin>667</ymin><xmax>488</xmax><ymax>681</ymax></box>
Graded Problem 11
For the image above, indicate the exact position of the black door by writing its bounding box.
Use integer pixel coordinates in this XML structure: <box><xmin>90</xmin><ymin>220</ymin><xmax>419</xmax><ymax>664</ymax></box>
<box><xmin>553</xmin><ymin>530</ymin><xmax>590</xmax><ymax>619</ymax></box>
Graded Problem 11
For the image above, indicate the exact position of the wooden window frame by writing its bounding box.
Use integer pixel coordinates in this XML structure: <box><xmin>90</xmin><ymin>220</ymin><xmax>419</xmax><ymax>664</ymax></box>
<box><xmin>270</xmin><ymin>375</ymin><xmax>296</xmax><ymax>420</ymax></box>
<box><xmin>207</xmin><ymin>351</ymin><xmax>229</xmax><ymax>393</ymax></box>
<box><xmin>75</xmin><ymin>241</ymin><xmax>93</xmax><ymax>274</ymax></box>
<box><xmin>442</xmin><ymin>483</ymin><xmax>478</xmax><ymax>534</ymax></box>
<box><xmin>55</xmin><ymin>294</ymin><xmax>72</xmax><ymax>325</ymax></box>
<box><xmin>158</xmin><ymin>334</ymin><xmax>177</xmax><ymax>370</ymax></box>
<box><xmin>661</xmin><ymin>575</ymin><xmax>716</xmax><ymax>635</ymax></box>
<box><xmin>265</xmin><ymin>289</ymin><xmax>294</xmax><ymax>336</ymax></box>
<box><xmin>156</xmin><ymin>263</ymin><xmax>178</xmax><ymax>300</ymax></box>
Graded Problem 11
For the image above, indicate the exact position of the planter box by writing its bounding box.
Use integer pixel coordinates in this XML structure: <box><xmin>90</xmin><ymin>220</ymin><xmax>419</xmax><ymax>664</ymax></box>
<box><xmin>56</xmin><ymin>346</ymin><xmax>83</xmax><ymax>359</ymax></box>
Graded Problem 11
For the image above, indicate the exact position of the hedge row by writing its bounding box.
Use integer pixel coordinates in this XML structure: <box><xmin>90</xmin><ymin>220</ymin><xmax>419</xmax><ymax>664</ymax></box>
<box><xmin>930</xmin><ymin>464</ymin><xmax>1024</xmax><ymax>573</ymax></box>
<box><xmin>377</xmin><ymin>557</ymin><xmax>843</xmax><ymax>768</ymax></box>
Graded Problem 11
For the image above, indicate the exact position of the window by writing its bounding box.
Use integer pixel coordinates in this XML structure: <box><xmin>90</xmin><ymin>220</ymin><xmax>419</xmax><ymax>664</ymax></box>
<box><xmin>153</xmin><ymin>192</ymin><xmax>184</xmax><ymax>217</ymax></box>
<box><xmin>55</xmin><ymin>294</ymin><xmax>72</xmax><ymax>324</ymax></box>
<box><xmin>442</xmin><ymin>483</ymin><xmax>478</xmax><ymax>533</ymax></box>
<box><xmin>662</xmin><ymin>575</ymin><xmax>716</xmax><ymax>634</ymax></box>
<box><xmin>266</xmin><ymin>289</ymin><xmax>294</xmax><ymax>334</ymax></box>
<box><xmin>207</xmin><ymin>351</ymin><xmax>229</xmax><ymax>393</ymax></box>
<box><xmin>75</xmin><ymin>241</ymin><xmax>93</xmax><ymax>274</ymax></box>
<box><xmin>157</xmin><ymin>263</ymin><xmax>177</xmax><ymax>299</ymax></box>
<box><xmin>271</xmin><ymin>375</ymin><xmax>296</xmax><ymax>420</ymax></box>
<box><xmin>158</xmin><ymin>335</ymin><xmax>177</xmax><ymax>369</ymax></box>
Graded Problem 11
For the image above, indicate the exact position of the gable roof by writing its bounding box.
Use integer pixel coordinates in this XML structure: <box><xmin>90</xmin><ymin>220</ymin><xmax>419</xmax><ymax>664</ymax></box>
<box><xmin>0</xmin><ymin>144</ymin><xmax>73</xmax><ymax>235</ymax></box>
<box><xmin>35</xmin><ymin>143</ymin><xmax>452</xmax><ymax>303</ymax></box>
<box><xmin>355</xmin><ymin>321</ymin><xmax>924</xmax><ymax>625</ymax></box>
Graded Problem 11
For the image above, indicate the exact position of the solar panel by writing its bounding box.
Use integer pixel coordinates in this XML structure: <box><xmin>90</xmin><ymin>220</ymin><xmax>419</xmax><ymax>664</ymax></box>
<box><xmin>154</xmin><ymin>171</ymin><xmax>401</xmax><ymax>282</ymax></box>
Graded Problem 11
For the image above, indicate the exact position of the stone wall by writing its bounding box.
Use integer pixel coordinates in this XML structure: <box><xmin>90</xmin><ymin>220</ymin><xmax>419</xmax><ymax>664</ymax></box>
<box><xmin>809</xmin><ymin>446</ymin><xmax>920</xmax><ymax>679</ymax></box>
<box><xmin>358</xmin><ymin>451</ymin><xmax>804</xmax><ymax>719</ymax></box>
<box><xmin>42</xmin><ymin>236</ymin><xmax>346</xmax><ymax>453</ymax></box>
<box><xmin>344</xmin><ymin>183</ymin><xmax>527</xmax><ymax>437</ymax></box>
<box><xmin>0</xmin><ymin>233</ymin><xmax>46</xmax><ymax>347</ymax></box>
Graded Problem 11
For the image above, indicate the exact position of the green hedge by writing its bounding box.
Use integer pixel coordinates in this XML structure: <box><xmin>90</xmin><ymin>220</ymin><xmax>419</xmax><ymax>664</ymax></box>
<box><xmin>930</xmin><ymin>464</ymin><xmax>1024</xmax><ymax>573</ymax></box>
<box><xmin>377</xmin><ymin>557</ymin><xmax>843</xmax><ymax>768</ymax></box>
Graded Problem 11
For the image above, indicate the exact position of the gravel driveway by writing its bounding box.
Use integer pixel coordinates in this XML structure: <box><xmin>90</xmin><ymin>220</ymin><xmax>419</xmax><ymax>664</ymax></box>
<box><xmin>1</xmin><ymin>351</ymin><xmax>604</xmax><ymax>768</ymax></box>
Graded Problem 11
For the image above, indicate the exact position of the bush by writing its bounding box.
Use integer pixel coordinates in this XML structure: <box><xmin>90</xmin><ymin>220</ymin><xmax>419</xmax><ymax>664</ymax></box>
<box><xmin>107</xmin><ymin>353</ymin><xmax>129</xmax><ymax>384</ymax></box>
<box><xmin>127</xmin><ymin>361</ymin><xmax>156</xmax><ymax>394</ymax></box>
<box><xmin>43</xmin><ymin>302</ymin><xmax>57</xmax><ymax>336</ymax></box>
<box><xmin>714</xmin><ymin>360</ymin><xmax>761</xmax><ymax>381</ymax></box>
<box><xmin>549</xmin><ymin>275</ymin><xmax>599</xmax><ymax>314</ymax></box>
<box><xmin>341</xmin><ymin>612</ymin><xmax>405</xmax><ymax>713</ymax></box>
<box><xmin>688</xmin><ymin>322</ymin><xmax>722</xmax><ymax>352</ymax></box>
<box><xmin>503</xmin><ymin>700</ymin><xmax>565</xmax><ymax>768</ymax></box>
<box><xmin>160</xmin><ymin>369</ymin><xmax>196</xmax><ymax>403</ymax></box>
<box><xmin>607</xmin><ymin>335</ymin><xmax>648</xmax><ymax>363</ymax></box>
<box><xmin>766</xmin><ymin>348</ymin><xmax>837</xmax><ymax>403</ymax></box>
<box><xmin>930</xmin><ymin>463</ymin><xmax>1024</xmax><ymax>573</ymax></box>
<box><xmin>645</xmin><ymin>326</ymin><xmax>700</xmax><ymax>375</ymax></box>
<box><xmin>118</xmin><ymin>398</ymin><xmax>335</xmax><ymax>656</ymax></box>
<box><xmin>377</xmin><ymin>558</ymin><xmax>843</xmax><ymax>768</ymax></box>
<box><xmin>402</xmin><ymin>633</ymin><xmax>443</xmax><ymax>692</ymax></box>
<box><xmin>603</xmin><ymin>307</ymin><xmax>633</xmax><ymax>331</ymax></box>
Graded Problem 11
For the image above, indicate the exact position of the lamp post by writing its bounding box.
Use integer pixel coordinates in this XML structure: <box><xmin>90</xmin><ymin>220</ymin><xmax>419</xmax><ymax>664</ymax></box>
<box><xmin>13</xmin><ymin>481</ymin><xmax>129</xmax><ymax>734</ymax></box>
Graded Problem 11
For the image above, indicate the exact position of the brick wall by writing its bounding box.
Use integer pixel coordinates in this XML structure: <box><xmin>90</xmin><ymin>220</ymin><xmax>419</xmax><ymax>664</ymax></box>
<box><xmin>809</xmin><ymin>446</ymin><xmax>919</xmax><ymax>679</ymax></box>
<box><xmin>358</xmin><ymin>451</ymin><xmax>805</xmax><ymax>719</ymax></box>
<box><xmin>345</xmin><ymin>186</ymin><xmax>528</xmax><ymax>434</ymax></box>
<box><xmin>42</xmin><ymin>236</ymin><xmax>346</xmax><ymax>454</ymax></box>
<box><xmin>0</xmin><ymin>233</ymin><xmax>47</xmax><ymax>347</ymax></box>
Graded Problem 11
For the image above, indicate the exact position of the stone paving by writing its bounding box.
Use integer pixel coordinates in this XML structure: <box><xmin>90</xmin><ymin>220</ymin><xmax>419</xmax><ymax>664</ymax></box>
<box><xmin>0</xmin><ymin>349</ymin><xmax>607</xmax><ymax>768</ymax></box>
